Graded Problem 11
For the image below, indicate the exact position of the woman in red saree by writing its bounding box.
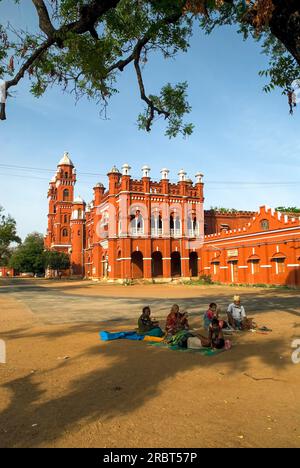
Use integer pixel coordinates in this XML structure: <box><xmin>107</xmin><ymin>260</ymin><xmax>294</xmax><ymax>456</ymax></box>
<box><xmin>165</xmin><ymin>304</ymin><xmax>189</xmax><ymax>336</ymax></box>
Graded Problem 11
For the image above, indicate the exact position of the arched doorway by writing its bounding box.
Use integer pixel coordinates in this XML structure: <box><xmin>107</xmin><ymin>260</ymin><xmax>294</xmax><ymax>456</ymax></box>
<box><xmin>131</xmin><ymin>251</ymin><xmax>144</xmax><ymax>279</ymax></box>
<box><xmin>189</xmin><ymin>252</ymin><xmax>198</xmax><ymax>277</ymax></box>
<box><xmin>171</xmin><ymin>252</ymin><xmax>181</xmax><ymax>277</ymax></box>
<box><xmin>152</xmin><ymin>252</ymin><xmax>163</xmax><ymax>278</ymax></box>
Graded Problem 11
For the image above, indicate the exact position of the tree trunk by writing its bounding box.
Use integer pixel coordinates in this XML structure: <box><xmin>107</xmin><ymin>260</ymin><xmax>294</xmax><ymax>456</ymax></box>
<box><xmin>270</xmin><ymin>0</ymin><xmax>300</xmax><ymax>67</ymax></box>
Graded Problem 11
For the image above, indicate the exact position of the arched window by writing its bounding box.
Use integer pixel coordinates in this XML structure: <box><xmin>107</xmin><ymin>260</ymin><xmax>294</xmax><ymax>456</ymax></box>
<box><xmin>63</xmin><ymin>189</ymin><xmax>69</xmax><ymax>201</ymax></box>
<box><xmin>170</xmin><ymin>214</ymin><xmax>174</xmax><ymax>230</ymax></box>
<box><xmin>64</xmin><ymin>172</ymin><xmax>68</xmax><ymax>179</ymax></box>
<box><xmin>62</xmin><ymin>228</ymin><xmax>68</xmax><ymax>237</ymax></box>
<box><xmin>136</xmin><ymin>213</ymin><xmax>143</xmax><ymax>230</ymax></box>
<box><xmin>170</xmin><ymin>214</ymin><xmax>181</xmax><ymax>237</ymax></box>
<box><xmin>261</xmin><ymin>219</ymin><xmax>269</xmax><ymax>231</ymax></box>
<box><xmin>151</xmin><ymin>214</ymin><xmax>162</xmax><ymax>237</ymax></box>
<box><xmin>130</xmin><ymin>210</ymin><xmax>144</xmax><ymax>236</ymax></box>
<box><xmin>220</xmin><ymin>224</ymin><xmax>230</xmax><ymax>232</ymax></box>
<box><xmin>64</xmin><ymin>214</ymin><xmax>68</xmax><ymax>223</ymax></box>
<box><xmin>187</xmin><ymin>215</ymin><xmax>198</xmax><ymax>237</ymax></box>
<box><xmin>102</xmin><ymin>212</ymin><xmax>109</xmax><ymax>225</ymax></box>
<box><xmin>78</xmin><ymin>209</ymin><xmax>82</xmax><ymax>219</ymax></box>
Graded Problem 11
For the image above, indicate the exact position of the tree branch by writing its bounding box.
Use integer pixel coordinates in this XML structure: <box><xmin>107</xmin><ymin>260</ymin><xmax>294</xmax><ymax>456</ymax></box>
<box><xmin>107</xmin><ymin>9</ymin><xmax>183</xmax><ymax>74</ymax></box>
<box><xmin>32</xmin><ymin>0</ymin><xmax>56</xmax><ymax>38</ymax></box>
<box><xmin>66</xmin><ymin>0</ymin><xmax>121</xmax><ymax>35</ymax></box>
<box><xmin>134</xmin><ymin>54</ymin><xmax>170</xmax><ymax>132</ymax></box>
<box><xmin>2</xmin><ymin>0</ymin><xmax>184</xmax><ymax>123</ymax></box>
<box><xmin>4</xmin><ymin>1</ymin><xmax>123</xmax><ymax>93</ymax></box>
<box><xmin>6</xmin><ymin>38</ymin><xmax>55</xmax><ymax>90</ymax></box>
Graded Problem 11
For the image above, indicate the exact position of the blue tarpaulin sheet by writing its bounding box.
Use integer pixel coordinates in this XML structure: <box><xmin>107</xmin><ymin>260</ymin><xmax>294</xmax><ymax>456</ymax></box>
<box><xmin>100</xmin><ymin>331</ymin><xmax>145</xmax><ymax>341</ymax></box>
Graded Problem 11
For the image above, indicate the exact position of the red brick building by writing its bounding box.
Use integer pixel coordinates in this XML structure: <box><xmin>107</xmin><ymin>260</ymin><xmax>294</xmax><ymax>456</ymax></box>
<box><xmin>202</xmin><ymin>206</ymin><xmax>300</xmax><ymax>287</ymax></box>
<box><xmin>204</xmin><ymin>209</ymin><xmax>255</xmax><ymax>235</ymax></box>
<box><xmin>0</xmin><ymin>267</ymin><xmax>14</xmax><ymax>277</ymax></box>
<box><xmin>45</xmin><ymin>153</ymin><xmax>300</xmax><ymax>286</ymax></box>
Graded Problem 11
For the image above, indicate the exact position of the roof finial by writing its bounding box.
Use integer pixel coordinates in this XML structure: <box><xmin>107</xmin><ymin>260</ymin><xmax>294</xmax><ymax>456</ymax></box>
<box><xmin>58</xmin><ymin>151</ymin><xmax>74</xmax><ymax>167</ymax></box>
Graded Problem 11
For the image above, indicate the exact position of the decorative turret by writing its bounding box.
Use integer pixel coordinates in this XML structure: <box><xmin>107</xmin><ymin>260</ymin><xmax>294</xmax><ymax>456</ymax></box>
<box><xmin>195</xmin><ymin>172</ymin><xmax>204</xmax><ymax>184</ymax></box>
<box><xmin>109</xmin><ymin>165</ymin><xmax>120</xmax><ymax>174</ymax></box>
<box><xmin>107</xmin><ymin>166</ymin><xmax>121</xmax><ymax>194</ymax></box>
<box><xmin>142</xmin><ymin>165</ymin><xmax>151</xmax><ymax>193</ymax></box>
<box><xmin>58</xmin><ymin>151</ymin><xmax>74</xmax><ymax>167</ymax></box>
<box><xmin>54</xmin><ymin>152</ymin><xmax>76</xmax><ymax>202</ymax></box>
<box><xmin>178</xmin><ymin>169</ymin><xmax>187</xmax><ymax>196</ymax></box>
<box><xmin>160</xmin><ymin>168</ymin><xmax>170</xmax><ymax>194</ymax></box>
<box><xmin>120</xmin><ymin>164</ymin><xmax>131</xmax><ymax>191</ymax></box>
<box><xmin>195</xmin><ymin>172</ymin><xmax>204</xmax><ymax>200</ymax></box>
<box><xmin>178</xmin><ymin>169</ymin><xmax>187</xmax><ymax>182</ymax></box>
<box><xmin>122</xmin><ymin>164</ymin><xmax>131</xmax><ymax>176</ymax></box>
<box><xmin>93</xmin><ymin>182</ymin><xmax>105</xmax><ymax>205</ymax></box>
<box><xmin>161</xmin><ymin>168</ymin><xmax>170</xmax><ymax>180</ymax></box>
<box><xmin>142</xmin><ymin>165</ymin><xmax>151</xmax><ymax>178</ymax></box>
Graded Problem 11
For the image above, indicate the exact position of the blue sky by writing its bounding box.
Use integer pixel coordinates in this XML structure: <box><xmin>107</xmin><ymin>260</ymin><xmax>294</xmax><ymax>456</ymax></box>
<box><xmin>0</xmin><ymin>1</ymin><xmax>300</xmax><ymax>240</ymax></box>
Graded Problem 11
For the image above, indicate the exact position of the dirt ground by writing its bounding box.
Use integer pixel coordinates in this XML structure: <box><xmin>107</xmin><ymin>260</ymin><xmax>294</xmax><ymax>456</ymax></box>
<box><xmin>0</xmin><ymin>278</ymin><xmax>299</xmax><ymax>448</ymax></box>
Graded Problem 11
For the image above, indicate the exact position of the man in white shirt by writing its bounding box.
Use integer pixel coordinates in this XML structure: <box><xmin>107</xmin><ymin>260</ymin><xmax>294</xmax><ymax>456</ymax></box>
<box><xmin>227</xmin><ymin>295</ymin><xmax>247</xmax><ymax>330</ymax></box>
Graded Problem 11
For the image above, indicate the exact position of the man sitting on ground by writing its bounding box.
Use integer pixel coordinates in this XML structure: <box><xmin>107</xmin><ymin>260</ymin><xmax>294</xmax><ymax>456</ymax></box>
<box><xmin>227</xmin><ymin>295</ymin><xmax>248</xmax><ymax>330</ymax></box>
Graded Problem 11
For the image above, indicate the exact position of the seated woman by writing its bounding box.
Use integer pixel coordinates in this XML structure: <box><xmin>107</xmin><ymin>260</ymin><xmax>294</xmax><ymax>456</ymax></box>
<box><xmin>166</xmin><ymin>304</ymin><xmax>189</xmax><ymax>334</ymax></box>
<box><xmin>138</xmin><ymin>306</ymin><xmax>164</xmax><ymax>337</ymax></box>
<box><xmin>165</xmin><ymin>304</ymin><xmax>192</xmax><ymax>347</ymax></box>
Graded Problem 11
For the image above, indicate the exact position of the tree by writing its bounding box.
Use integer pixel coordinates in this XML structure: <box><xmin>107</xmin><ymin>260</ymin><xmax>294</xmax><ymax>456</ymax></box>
<box><xmin>0</xmin><ymin>1</ymin><xmax>299</xmax><ymax>132</ymax></box>
<box><xmin>275</xmin><ymin>206</ymin><xmax>300</xmax><ymax>213</ymax></box>
<box><xmin>9</xmin><ymin>232</ymin><xmax>45</xmax><ymax>274</ymax></box>
<box><xmin>0</xmin><ymin>206</ymin><xmax>21</xmax><ymax>266</ymax></box>
<box><xmin>209</xmin><ymin>206</ymin><xmax>238</xmax><ymax>213</ymax></box>
<box><xmin>44</xmin><ymin>250</ymin><xmax>70</xmax><ymax>271</ymax></box>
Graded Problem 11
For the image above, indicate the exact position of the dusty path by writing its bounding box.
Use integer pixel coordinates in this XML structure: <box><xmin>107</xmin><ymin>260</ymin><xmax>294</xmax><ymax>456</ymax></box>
<box><xmin>0</xmin><ymin>279</ymin><xmax>299</xmax><ymax>448</ymax></box>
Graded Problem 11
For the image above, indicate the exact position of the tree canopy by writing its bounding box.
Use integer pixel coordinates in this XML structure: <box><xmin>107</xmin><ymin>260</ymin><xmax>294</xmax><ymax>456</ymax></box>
<box><xmin>9</xmin><ymin>232</ymin><xmax>71</xmax><ymax>274</ymax></box>
<box><xmin>9</xmin><ymin>232</ymin><xmax>46</xmax><ymax>274</ymax></box>
<box><xmin>44</xmin><ymin>250</ymin><xmax>71</xmax><ymax>271</ymax></box>
<box><xmin>275</xmin><ymin>206</ymin><xmax>300</xmax><ymax>214</ymax></box>
<box><xmin>0</xmin><ymin>205</ymin><xmax>21</xmax><ymax>266</ymax></box>
<box><xmin>0</xmin><ymin>1</ymin><xmax>299</xmax><ymax>134</ymax></box>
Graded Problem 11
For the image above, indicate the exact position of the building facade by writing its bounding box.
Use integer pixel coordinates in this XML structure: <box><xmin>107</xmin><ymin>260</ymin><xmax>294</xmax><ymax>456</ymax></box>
<box><xmin>201</xmin><ymin>206</ymin><xmax>300</xmax><ymax>287</ymax></box>
<box><xmin>45</xmin><ymin>153</ymin><xmax>300</xmax><ymax>286</ymax></box>
<box><xmin>45</xmin><ymin>153</ymin><xmax>205</xmax><ymax>281</ymax></box>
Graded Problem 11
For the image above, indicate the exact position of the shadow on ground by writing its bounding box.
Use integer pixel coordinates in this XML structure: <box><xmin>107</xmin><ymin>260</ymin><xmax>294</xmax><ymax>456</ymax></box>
<box><xmin>0</xmin><ymin>332</ymin><xmax>290</xmax><ymax>448</ymax></box>
<box><xmin>1</xmin><ymin>279</ymin><xmax>299</xmax><ymax>324</ymax></box>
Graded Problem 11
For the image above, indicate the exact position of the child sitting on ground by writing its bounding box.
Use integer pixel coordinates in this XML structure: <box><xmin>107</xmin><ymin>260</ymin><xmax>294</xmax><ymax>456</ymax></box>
<box><xmin>203</xmin><ymin>303</ymin><xmax>230</xmax><ymax>331</ymax></box>
<box><xmin>203</xmin><ymin>302</ymin><xmax>219</xmax><ymax>330</ymax></box>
